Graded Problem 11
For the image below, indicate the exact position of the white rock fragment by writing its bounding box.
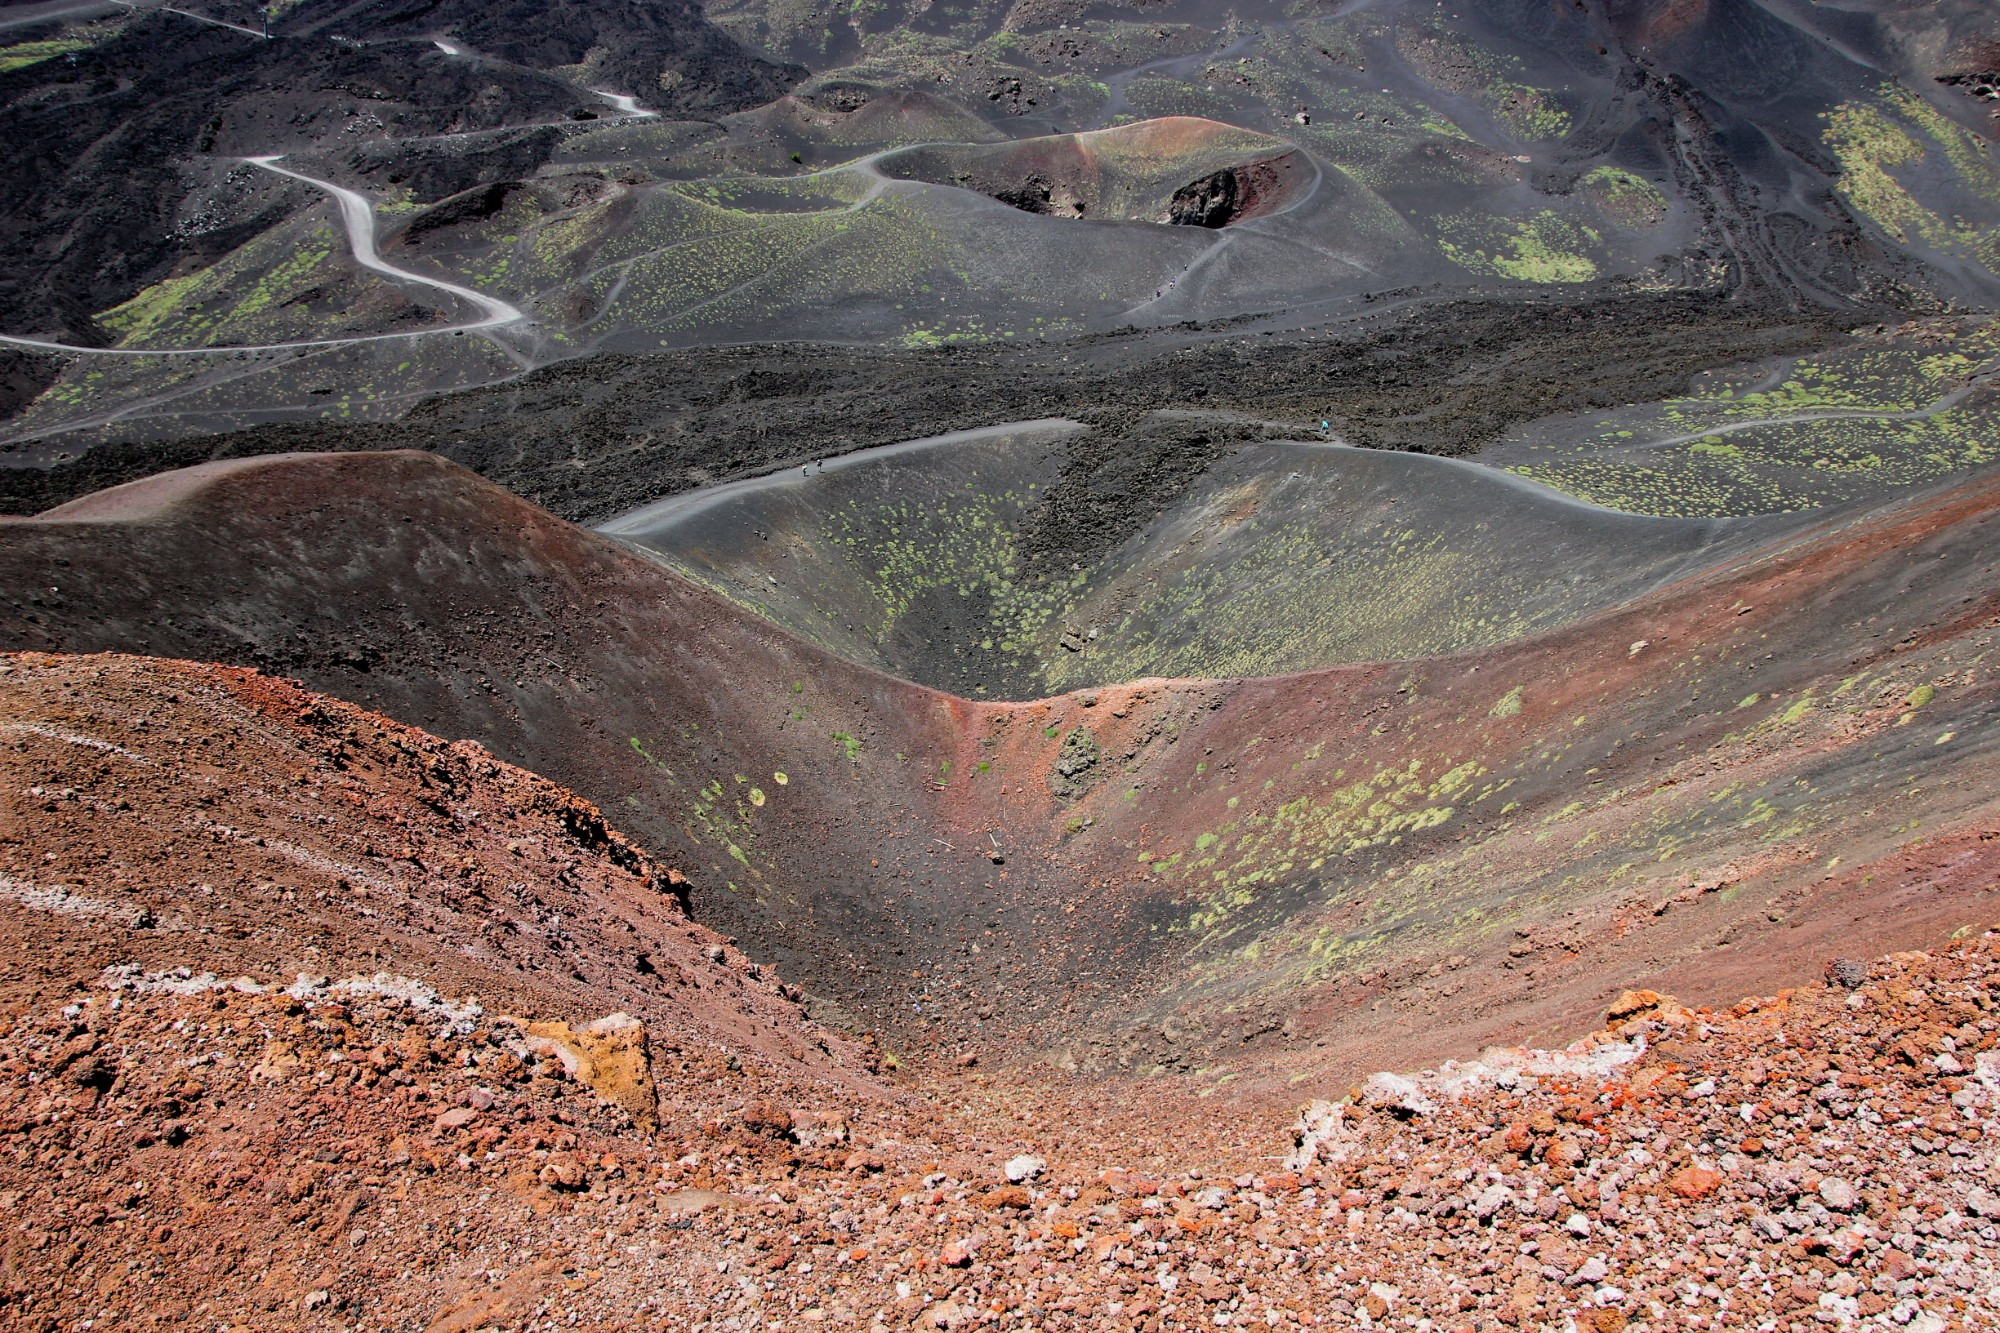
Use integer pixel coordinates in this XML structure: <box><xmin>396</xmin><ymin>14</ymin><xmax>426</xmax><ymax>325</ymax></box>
<box><xmin>1287</xmin><ymin>1100</ymin><xmax>1360</xmax><ymax>1172</ymax></box>
<box><xmin>1004</xmin><ymin>1154</ymin><xmax>1046</xmax><ymax>1183</ymax></box>
<box><xmin>1360</xmin><ymin>1072</ymin><xmax>1436</xmax><ymax>1118</ymax></box>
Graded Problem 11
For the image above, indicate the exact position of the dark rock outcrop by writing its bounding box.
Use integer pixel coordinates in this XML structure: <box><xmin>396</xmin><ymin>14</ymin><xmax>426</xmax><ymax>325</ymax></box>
<box><xmin>1168</xmin><ymin>168</ymin><xmax>1240</xmax><ymax>228</ymax></box>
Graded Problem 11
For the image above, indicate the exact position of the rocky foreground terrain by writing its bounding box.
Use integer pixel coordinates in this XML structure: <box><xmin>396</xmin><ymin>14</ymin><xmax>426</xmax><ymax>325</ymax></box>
<box><xmin>1</xmin><ymin>651</ymin><xmax>1995</xmax><ymax>1331</ymax></box>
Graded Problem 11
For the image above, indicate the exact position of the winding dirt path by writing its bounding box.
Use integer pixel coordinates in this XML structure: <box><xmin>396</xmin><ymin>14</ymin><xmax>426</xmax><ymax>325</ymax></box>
<box><xmin>109</xmin><ymin>0</ymin><xmax>264</xmax><ymax>38</ymax></box>
<box><xmin>0</xmin><ymin>156</ymin><xmax>526</xmax><ymax>358</ymax></box>
<box><xmin>594</xmin><ymin>419</ymin><xmax>1086</xmax><ymax>536</ymax></box>
<box><xmin>241</xmin><ymin>156</ymin><xmax>526</xmax><ymax>326</ymax></box>
<box><xmin>0</xmin><ymin>76</ymin><xmax>660</xmax><ymax>361</ymax></box>
<box><xmin>591</xmin><ymin>91</ymin><xmax>656</xmax><ymax>119</ymax></box>
<box><xmin>592</xmin><ymin>414</ymin><xmax>1792</xmax><ymax>543</ymax></box>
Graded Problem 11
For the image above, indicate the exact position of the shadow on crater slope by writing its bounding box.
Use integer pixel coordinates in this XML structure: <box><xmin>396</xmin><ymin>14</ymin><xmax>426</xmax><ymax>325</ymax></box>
<box><xmin>600</xmin><ymin>420</ymin><xmax>1810</xmax><ymax>697</ymax></box>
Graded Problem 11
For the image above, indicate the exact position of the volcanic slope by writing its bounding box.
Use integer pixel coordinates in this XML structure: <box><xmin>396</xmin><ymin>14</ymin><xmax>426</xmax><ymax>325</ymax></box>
<box><xmin>0</xmin><ymin>451</ymin><xmax>1005</xmax><ymax>1045</ymax></box>
<box><xmin>4</xmin><ymin>449</ymin><xmax>2000</xmax><ymax>1105</ymax></box>
<box><xmin>0</xmin><ymin>650</ymin><xmax>875</xmax><ymax>1093</ymax></box>
<box><xmin>700</xmin><ymin>0</ymin><xmax>2000</xmax><ymax>321</ymax></box>
<box><xmin>6</xmin><ymin>656</ymin><xmax>1999</xmax><ymax>1329</ymax></box>
<box><xmin>1483</xmin><ymin>313</ymin><xmax>2000</xmax><ymax>517</ymax></box>
<box><xmin>0</xmin><ymin>649</ymin><xmax>957</xmax><ymax>1331</ymax></box>
<box><xmin>0</xmin><ymin>2</ymin><xmax>794</xmax><ymax>345</ymax></box>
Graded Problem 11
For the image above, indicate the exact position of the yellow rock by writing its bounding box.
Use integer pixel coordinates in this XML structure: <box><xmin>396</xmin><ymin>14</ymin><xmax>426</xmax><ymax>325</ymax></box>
<box><xmin>516</xmin><ymin>1013</ymin><xmax>658</xmax><ymax>1133</ymax></box>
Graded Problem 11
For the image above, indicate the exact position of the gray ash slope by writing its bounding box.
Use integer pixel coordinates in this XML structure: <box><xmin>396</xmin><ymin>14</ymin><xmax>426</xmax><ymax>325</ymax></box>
<box><xmin>278</xmin><ymin>0</ymin><xmax>805</xmax><ymax>115</ymax></box>
<box><xmin>603</xmin><ymin>424</ymin><xmax>1813</xmax><ymax>698</ymax></box>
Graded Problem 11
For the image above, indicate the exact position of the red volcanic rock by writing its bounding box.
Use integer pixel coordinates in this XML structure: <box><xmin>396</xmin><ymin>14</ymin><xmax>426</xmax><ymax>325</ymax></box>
<box><xmin>540</xmin><ymin>1155</ymin><xmax>587</xmax><ymax>1190</ymax></box>
<box><xmin>1667</xmin><ymin>1166</ymin><xmax>1725</xmax><ymax>1200</ymax></box>
<box><xmin>1605</xmin><ymin>988</ymin><xmax>1677</xmax><ymax>1024</ymax></box>
<box><xmin>434</xmin><ymin>1106</ymin><xmax>479</xmax><ymax>1133</ymax></box>
<box><xmin>739</xmin><ymin>1097</ymin><xmax>794</xmax><ymax>1139</ymax></box>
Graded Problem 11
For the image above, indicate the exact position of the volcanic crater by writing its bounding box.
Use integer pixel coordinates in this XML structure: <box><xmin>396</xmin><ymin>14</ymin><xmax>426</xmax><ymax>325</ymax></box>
<box><xmin>600</xmin><ymin>418</ymin><xmax>1806</xmax><ymax>698</ymax></box>
<box><xmin>4</xmin><ymin>0</ymin><xmax>2000</xmax><ymax>1325</ymax></box>
<box><xmin>876</xmin><ymin>118</ymin><xmax>1313</xmax><ymax>227</ymax></box>
<box><xmin>8</xmin><ymin>444</ymin><xmax>1999</xmax><ymax>1089</ymax></box>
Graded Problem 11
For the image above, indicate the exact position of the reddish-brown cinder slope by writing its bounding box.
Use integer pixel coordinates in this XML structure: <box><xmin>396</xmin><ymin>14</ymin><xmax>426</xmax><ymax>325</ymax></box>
<box><xmin>0</xmin><ymin>452</ymin><xmax>1011</xmax><ymax>1044</ymax></box>
<box><xmin>2</xmin><ymin>845</ymin><xmax>1993</xmax><ymax>1331</ymax></box>
<box><xmin>0</xmin><ymin>650</ymin><xmax>883</xmax><ymax>1091</ymax></box>
<box><xmin>959</xmin><ymin>468</ymin><xmax>2000</xmax><ymax>1101</ymax></box>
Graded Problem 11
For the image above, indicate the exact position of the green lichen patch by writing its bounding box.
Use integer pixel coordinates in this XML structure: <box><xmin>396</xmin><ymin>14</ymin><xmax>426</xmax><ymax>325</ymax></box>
<box><xmin>1821</xmin><ymin>85</ymin><xmax>2000</xmax><ymax>278</ymax></box>
<box><xmin>1492</xmin><ymin>319</ymin><xmax>2000</xmax><ymax>516</ymax></box>
<box><xmin>1580</xmin><ymin>166</ymin><xmax>1667</xmax><ymax>230</ymax></box>
<box><xmin>0</xmin><ymin>36</ymin><xmax>94</xmax><ymax>71</ymax></box>
<box><xmin>1436</xmin><ymin>210</ymin><xmax>1599</xmax><ymax>284</ymax></box>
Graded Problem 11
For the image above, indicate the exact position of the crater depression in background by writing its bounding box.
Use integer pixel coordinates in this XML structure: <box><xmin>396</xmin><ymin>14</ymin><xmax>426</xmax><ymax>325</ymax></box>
<box><xmin>601</xmin><ymin>419</ymin><xmax>1809</xmax><ymax>697</ymax></box>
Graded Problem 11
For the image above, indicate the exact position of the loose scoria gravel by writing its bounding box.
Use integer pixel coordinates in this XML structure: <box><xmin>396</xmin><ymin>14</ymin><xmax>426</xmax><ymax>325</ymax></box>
<box><xmin>3</xmin><ymin>935</ymin><xmax>1997</xmax><ymax>1330</ymax></box>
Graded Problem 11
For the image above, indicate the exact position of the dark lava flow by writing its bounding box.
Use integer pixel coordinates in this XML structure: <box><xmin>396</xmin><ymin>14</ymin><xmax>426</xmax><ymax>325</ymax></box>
<box><xmin>0</xmin><ymin>291</ymin><xmax>1852</xmax><ymax>520</ymax></box>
